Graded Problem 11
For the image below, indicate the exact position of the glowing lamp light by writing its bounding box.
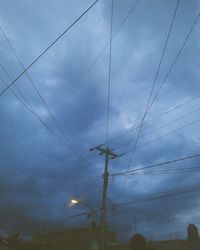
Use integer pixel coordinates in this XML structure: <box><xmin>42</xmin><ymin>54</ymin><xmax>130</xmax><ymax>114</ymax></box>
<box><xmin>70</xmin><ymin>199</ymin><xmax>80</xmax><ymax>206</ymax></box>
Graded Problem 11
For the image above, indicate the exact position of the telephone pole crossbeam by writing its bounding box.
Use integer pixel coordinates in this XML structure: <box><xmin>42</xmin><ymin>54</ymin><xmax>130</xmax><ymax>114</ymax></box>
<box><xmin>90</xmin><ymin>145</ymin><xmax>119</xmax><ymax>250</ymax></box>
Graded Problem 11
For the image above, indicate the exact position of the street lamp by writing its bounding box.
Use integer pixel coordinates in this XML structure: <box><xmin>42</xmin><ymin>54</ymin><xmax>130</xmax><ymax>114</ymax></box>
<box><xmin>70</xmin><ymin>199</ymin><xmax>80</xmax><ymax>206</ymax></box>
<box><xmin>69</xmin><ymin>198</ymin><xmax>99</xmax><ymax>217</ymax></box>
<box><xmin>69</xmin><ymin>198</ymin><xmax>99</xmax><ymax>250</ymax></box>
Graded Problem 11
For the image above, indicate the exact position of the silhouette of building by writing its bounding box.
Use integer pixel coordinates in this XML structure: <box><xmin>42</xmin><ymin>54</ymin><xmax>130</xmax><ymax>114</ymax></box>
<box><xmin>130</xmin><ymin>234</ymin><xmax>146</xmax><ymax>250</ymax></box>
<box><xmin>33</xmin><ymin>226</ymin><xmax>116</xmax><ymax>250</ymax></box>
<box><xmin>108</xmin><ymin>224</ymin><xmax>200</xmax><ymax>250</ymax></box>
<box><xmin>108</xmin><ymin>244</ymin><xmax>130</xmax><ymax>250</ymax></box>
<box><xmin>109</xmin><ymin>238</ymin><xmax>200</xmax><ymax>250</ymax></box>
<box><xmin>187</xmin><ymin>224</ymin><xmax>199</xmax><ymax>240</ymax></box>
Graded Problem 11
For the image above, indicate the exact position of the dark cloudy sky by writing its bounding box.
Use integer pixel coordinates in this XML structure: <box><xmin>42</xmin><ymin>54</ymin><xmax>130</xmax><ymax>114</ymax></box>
<box><xmin>0</xmin><ymin>0</ymin><xmax>200</xmax><ymax>243</ymax></box>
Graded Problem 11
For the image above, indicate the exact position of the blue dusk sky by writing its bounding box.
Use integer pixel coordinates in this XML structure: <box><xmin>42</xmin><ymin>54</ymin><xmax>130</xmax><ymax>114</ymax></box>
<box><xmin>0</xmin><ymin>0</ymin><xmax>200</xmax><ymax>242</ymax></box>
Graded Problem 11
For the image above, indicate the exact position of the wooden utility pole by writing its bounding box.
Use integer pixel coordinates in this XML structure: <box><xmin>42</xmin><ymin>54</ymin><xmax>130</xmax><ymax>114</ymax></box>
<box><xmin>90</xmin><ymin>145</ymin><xmax>119</xmax><ymax>250</ymax></box>
<box><xmin>134</xmin><ymin>215</ymin><xmax>137</xmax><ymax>234</ymax></box>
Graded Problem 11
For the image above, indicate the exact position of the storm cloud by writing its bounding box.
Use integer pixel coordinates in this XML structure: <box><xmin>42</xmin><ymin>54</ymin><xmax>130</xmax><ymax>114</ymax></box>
<box><xmin>0</xmin><ymin>0</ymin><xmax>200</xmax><ymax>242</ymax></box>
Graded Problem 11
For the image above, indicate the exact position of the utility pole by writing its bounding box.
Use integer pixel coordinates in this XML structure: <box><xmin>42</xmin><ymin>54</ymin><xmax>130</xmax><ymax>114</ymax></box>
<box><xmin>134</xmin><ymin>215</ymin><xmax>137</xmax><ymax>234</ymax></box>
<box><xmin>90</xmin><ymin>145</ymin><xmax>119</xmax><ymax>250</ymax></box>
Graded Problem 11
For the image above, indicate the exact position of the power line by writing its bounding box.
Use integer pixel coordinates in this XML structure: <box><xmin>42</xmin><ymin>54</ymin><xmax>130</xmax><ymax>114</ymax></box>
<box><xmin>0</xmin><ymin>71</ymin><xmax>35</xmax><ymax>113</ymax></box>
<box><xmin>0</xmin><ymin>123</ymin><xmax>105</xmax><ymax>176</ymax></box>
<box><xmin>111</xmin><ymin>153</ymin><xmax>200</xmax><ymax>176</ymax></box>
<box><xmin>99</xmin><ymin>2</ymin><xmax>116</xmax><ymax>247</ymax></box>
<box><xmin>13</xmin><ymin>0</ymin><xmax>141</xmax><ymax>160</ymax></box>
<box><xmin>99</xmin><ymin>94</ymin><xmax>200</xmax><ymax>148</ymax></box>
<box><xmin>127</xmin><ymin>5</ymin><xmax>200</xmax><ymax>156</ymax></box>
<box><xmin>0</xmin><ymin>72</ymin><xmax>77</xmax><ymax>160</ymax></box>
<box><xmin>54</xmin><ymin>211</ymin><xmax>94</xmax><ymax>222</ymax></box>
<box><xmin>0</xmin><ymin>1</ymin><xmax>134</xmax><ymax>214</ymax></box>
<box><xmin>1</xmin><ymin>13</ymin><xmax>134</xmax><ymax>171</ymax></box>
<box><xmin>114</xmin><ymin>105</ymin><xmax>200</xmax><ymax>151</ymax></box>
<box><xmin>0</xmin><ymin>75</ymin><xmax>66</xmax><ymax>153</ymax></box>
<box><xmin>110</xmin><ymin>6</ymin><xmax>200</xmax><ymax>154</ymax></box>
<box><xmin>0</xmin><ymin>132</ymin><xmax>62</xmax><ymax>162</ymax></box>
<box><xmin>107</xmin><ymin>3</ymin><xmax>200</xmax><ymax>185</ymax></box>
<box><xmin>58</xmin><ymin>0</ymin><xmax>141</xmax><ymax>116</ymax></box>
<box><xmin>126</xmin><ymin>0</ymin><xmax>180</xmax><ymax>163</ymax></box>
<box><xmin>0</xmin><ymin>169</ymin><xmax>102</xmax><ymax>182</ymax></box>
<box><xmin>0</xmin><ymin>72</ymin><xmax>114</xmax><ymax>204</ymax></box>
<box><xmin>112</xmin><ymin>184</ymin><xmax>200</xmax><ymax>208</ymax></box>
<box><xmin>122</xmin><ymin>115</ymin><xmax>200</xmax><ymax>156</ymax></box>
<box><xmin>147</xmin><ymin>10</ymin><xmax>200</xmax><ymax>112</ymax></box>
<box><xmin>0</xmin><ymin>73</ymin><xmax>98</xmax><ymax>180</ymax></box>
<box><xmin>117</xmin><ymin>0</ymin><xmax>180</xmax><ymax>198</ymax></box>
<box><xmin>46</xmin><ymin>0</ymin><xmax>142</xmax><ymax>163</ymax></box>
<box><xmin>1</xmin><ymin>68</ymin><xmax>72</xmax><ymax>159</ymax></box>
<box><xmin>128</xmin><ymin>167</ymin><xmax>200</xmax><ymax>176</ymax></box>
<box><xmin>0</xmin><ymin>63</ymin><xmax>90</xmax><ymax>171</ymax></box>
<box><xmin>0</xmin><ymin>12</ymin><xmax>108</xmax><ymax>171</ymax></box>
<box><xmin>0</xmin><ymin>61</ymin><xmax>94</xmax><ymax>171</ymax></box>
<box><xmin>0</xmin><ymin>25</ymin><xmax>69</xmax><ymax>146</ymax></box>
<box><xmin>0</xmin><ymin>29</ymin><xmax>110</xmax><ymax>173</ymax></box>
<box><xmin>0</xmin><ymin>63</ymin><xmax>96</xmax><ymax>173</ymax></box>
<box><xmin>0</xmin><ymin>132</ymin><xmax>102</xmax><ymax>176</ymax></box>
<box><xmin>84</xmin><ymin>109</ymin><xmax>200</xmax><ymax>179</ymax></box>
<box><xmin>0</xmin><ymin>0</ymin><xmax>100</xmax><ymax>97</ymax></box>
<box><xmin>0</xmin><ymin>74</ymin><xmax>74</xmax><ymax>156</ymax></box>
<box><xmin>106</xmin><ymin>0</ymin><xmax>114</xmax><ymax>146</ymax></box>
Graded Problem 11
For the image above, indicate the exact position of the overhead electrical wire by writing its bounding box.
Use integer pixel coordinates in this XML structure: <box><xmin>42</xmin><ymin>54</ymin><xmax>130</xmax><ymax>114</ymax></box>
<box><xmin>121</xmin><ymin>115</ymin><xmax>200</xmax><ymax>156</ymax></box>
<box><xmin>108</xmin><ymin>2</ymin><xmax>200</xmax><ymax>174</ymax></box>
<box><xmin>0</xmin><ymin>132</ymin><xmax>62</xmax><ymax>162</ymax></box>
<box><xmin>113</xmin><ymin>105</ymin><xmax>200</xmax><ymax>151</ymax></box>
<box><xmin>0</xmin><ymin>0</ymin><xmax>100</xmax><ymax>97</ymax></box>
<box><xmin>0</xmin><ymin>74</ymin><xmax>74</xmax><ymax>156</ymax></box>
<box><xmin>0</xmin><ymin>63</ymin><xmax>94</xmax><ymax>170</ymax></box>
<box><xmin>0</xmin><ymin>0</ymin><xmax>159</xmax><ymax>221</ymax></box>
<box><xmin>106</xmin><ymin>0</ymin><xmax>114</xmax><ymax>145</ymax></box>
<box><xmin>0</xmin><ymin>73</ymin><xmax>99</xmax><ymax>178</ymax></box>
<box><xmin>0</xmin><ymin>76</ymin><xmax>113</xmax><ymax>205</ymax></box>
<box><xmin>54</xmin><ymin>211</ymin><xmax>94</xmax><ymax>222</ymax></box>
<box><xmin>0</xmin><ymin>82</ymin><xmax>113</xmax><ymax>205</ymax></box>
<box><xmin>58</xmin><ymin>0</ymin><xmax>142</xmax><ymax>115</ymax></box>
<box><xmin>0</xmin><ymin>73</ymin><xmax>97</xmax><ymax>174</ymax></box>
<box><xmin>0</xmin><ymin>170</ymin><xmax>102</xmax><ymax>181</ymax></box>
<box><xmin>0</xmin><ymin>2</ymin><xmax>114</xmax><ymax>172</ymax></box>
<box><xmin>117</xmin><ymin>0</ymin><xmax>180</xmax><ymax>198</ymax></box>
<box><xmin>99</xmin><ymin>93</ymin><xmax>200</xmax><ymax>148</ymax></box>
<box><xmin>112</xmin><ymin>167</ymin><xmax>200</xmax><ymax>177</ymax></box>
<box><xmin>112</xmin><ymin>184</ymin><xmax>200</xmax><ymax>208</ymax></box>
<box><xmin>19</xmin><ymin>182</ymin><xmax>200</xmax><ymax>231</ymax></box>
<box><xmin>0</xmin><ymin>71</ymin><xmax>35</xmax><ymax>113</ymax></box>
<box><xmin>147</xmin><ymin>10</ymin><xmax>200</xmax><ymax>112</ymax></box>
<box><xmin>125</xmin><ymin>0</ymin><xmax>180</xmax><ymax>161</ymax></box>
<box><xmin>0</xmin><ymin>1</ymin><xmax>125</xmax><ymax>172</ymax></box>
<box><xmin>111</xmin><ymin>152</ymin><xmax>200</xmax><ymax>176</ymax></box>
<box><xmin>111</xmin><ymin>6</ymin><xmax>200</xmax><ymax>155</ymax></box>
<box><xmin>0</xmin><ymin>113</ymin><xmax>106</xmax><ymax>176</ymax></box>
<box><xmin>127</xmin><ymin>168</ymin><xmax>200</xmax><ymax>176</ymax></box>
<box><xmin>0</xmin><ymin>130</ymin><xmax>103</xmax><ymax>175</ymax></box>
<box><xmin>107</xmin><ymin>6</ymin><xmax>200</xmax><ymax>179</ymax></box>
<box><xmin>0</xmin><ymin>25</ymin><xmax>70</xmax><ymax>146</ymax></box>
<box><xmin>0</xmin><ymin>32</ymin><xmax>93</xmax><ymax>172</ymax></box>
<box><xmin>0</xmin><ymin>4</ymin><xmax>140</xmax><ymax>169</ymax></box>
<box><xmin>0</xmin><ymin>75</ymin><xmax>101</xmax><ymax>188</ymax></box>
<box><xmin>0</xmin><ymin>0</ymin><xmax>141</xmax><ymax>163</ymax></box>
<box><xmin>0</xmin><ymin>66</ymin><xmax>78</xmax><ymax>165</ymax></box>
<box><xmin>0</xmin><ymin>36</ymin><xmax>93</xmax><ymax>173</ymax></box>
<box><xmin>2</xmin><ymin>0</ymin><xmax>199</xmax><ymax>223</ymax></box>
